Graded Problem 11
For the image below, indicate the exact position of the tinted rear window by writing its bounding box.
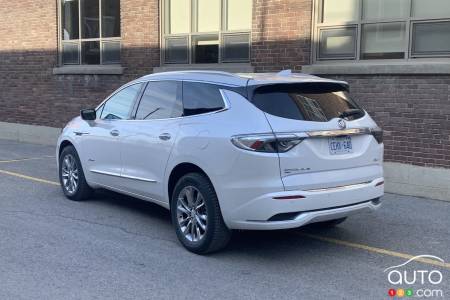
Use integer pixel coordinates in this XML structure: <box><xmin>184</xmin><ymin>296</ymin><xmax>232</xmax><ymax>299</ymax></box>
<box><xmin>251</xmin><ymin>83</ymin><xmax>363</xmax><ymax>121</ymax></box>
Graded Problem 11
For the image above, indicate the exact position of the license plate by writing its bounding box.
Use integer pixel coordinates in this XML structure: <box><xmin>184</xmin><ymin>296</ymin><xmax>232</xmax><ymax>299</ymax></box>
<box><xmin>328</xmin><ymin>136</ymin><xmax>353</xmax><ymax>155</ymax></box>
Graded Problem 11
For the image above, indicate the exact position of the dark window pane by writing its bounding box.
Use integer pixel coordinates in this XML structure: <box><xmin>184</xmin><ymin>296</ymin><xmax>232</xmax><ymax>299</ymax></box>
<box><xmin>62</xmin><ymin>43</ymin><xmax>79</xmax><ymax>64</ymax></box>
<box><xmin>101</xmin><ymin>84</ymin><xmax>142</xmax><ymax>120</ymax></box>
<box><xmin>192</xmin><ymin>35</ymin><xmax>219</xmax><ymax>64</ymax></box>
<box><xmin>182</xmin><ymin>82</ymin><xmax>225</xmax><ymax>116</ymax></box>
<box><xmin>102</xmin><ymin>41</ymin><xmax>120</xmax><ymax>63</ymax></box>
<box><xmin>61</xmin><ymin>0</ymin><xmax>79</xmax><ymax>40</ymax></box>
<box><xmin>135</xmin><ymin>81</ymin><xmax>182</xmax><ymax>120</ymax></box>
<box><xmin>222</xmin><ymin>34</ymin><xmax>250</xmax><ymax>62</ymax></box>
<box><xmin>165</xmin><ymin>37</ymin><xmax>188</xmax><ymax>63</ymax></box>
<box><xmin>102</xmin><ymin>0</ymin><xmax>120</xmax><ymax>37</ymax></box>
<box><xmin>412</xmin><ymin>22</ymin><xmax>450</xmax><ymax>56</ymax></box>
<box><xmin>82</xmin><ymin>41</ymin><xmax>100</xmax><ymax>64</ymax></box>
<box><xmin>252</xmin><ymin>84</ymin><xmax>363</xmax><ymax>122</ymax></box>
<box><xmin>81</xmin><ymin>0</ymin><xmax>100</xmax><ymax>38</ymax></box>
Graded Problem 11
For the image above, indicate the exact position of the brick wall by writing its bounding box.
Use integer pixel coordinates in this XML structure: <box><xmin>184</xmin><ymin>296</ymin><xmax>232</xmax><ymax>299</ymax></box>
<box><xmin>330</xmin><ymin>75</ymin><xmax>450</xmax><ymax>169</ymax></box>
<box><xmin>251</xmin><ymin>0</ymin><xmax>312</xmax><ymax>72</ymax></box>
<box><xmin>0</xmin><ymin>0</ymin><xmax>160</xmax><ymax>128</ymax></box>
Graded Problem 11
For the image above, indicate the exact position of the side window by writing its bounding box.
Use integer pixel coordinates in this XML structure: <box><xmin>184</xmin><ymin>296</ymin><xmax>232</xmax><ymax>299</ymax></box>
<box><xmin>101</xmin><ymin>83</ymin><xmax>142</xmax><ymax>120</ymax></box>
<box><xmin>135</xmin><ymin>81</ymin><xmax>183</xmax><ymax>120</ymax></box>
<box><xmin>182</xmin><ymin>82</ymin><xmax>225</xmax><ymax>116</ymax></box>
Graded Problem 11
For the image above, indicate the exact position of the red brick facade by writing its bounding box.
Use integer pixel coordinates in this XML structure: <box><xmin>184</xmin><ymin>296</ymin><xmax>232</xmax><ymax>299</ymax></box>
<box><xmin>0</xmin><ymin>0</ymin><xmax>160</xmax><ymax>128</ymax></box>
<box><xmin>334</xmin><ymin>75</ymin><xmax>450</xmax><ymax>169</ymax></box>
<box><xmin>1</xmin><ymin>1</ymin><xmax>449</xmax><ymax>170</ymax></box>
<box><xmin>251</xmin><ymin>0</ymin><xmax>312</xmax><ymax>72</ymax></box>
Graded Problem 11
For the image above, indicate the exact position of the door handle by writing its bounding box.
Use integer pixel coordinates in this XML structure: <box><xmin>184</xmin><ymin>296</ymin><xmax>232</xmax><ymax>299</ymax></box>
<box><xmin>159</xmin><ymin>133</ymin><xmax>171</xmax><ymax>141</ymax></box>
<box><xmin>110</xmin><ymin>130</ymin><xmax>120</xmax><ymax>137</ymax></box>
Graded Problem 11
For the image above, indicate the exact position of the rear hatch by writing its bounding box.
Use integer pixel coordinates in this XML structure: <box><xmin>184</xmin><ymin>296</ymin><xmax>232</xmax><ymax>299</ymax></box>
<box><xmin>249</xmin><ymin>82</ymin><xmax>383</xmax><ymax>191</ymax></box>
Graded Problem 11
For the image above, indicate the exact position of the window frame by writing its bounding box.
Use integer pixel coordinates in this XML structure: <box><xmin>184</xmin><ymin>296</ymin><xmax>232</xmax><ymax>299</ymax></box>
<box><xmin>161</xmin><ymin>0</ymin><xmax>252</xmax><ymax>65</ymax></box>
<box><xmin>58</xmin><ymin>0</ymin><xmax>121</xmax><ymax>66</ymax></box>
<box><xmin>312</xmin><ymin>0</ymin><xmax>450</xmax><ymax>63</ymax></box>
<box><xmin>133</xmin><ymin>80</ymin><xmax>184</xmax><ymax>120</ymax></box>
<box><xmin>97</xmin><ymin>83</ymin><xmax>145</xmax><ymax>121</ymax></box>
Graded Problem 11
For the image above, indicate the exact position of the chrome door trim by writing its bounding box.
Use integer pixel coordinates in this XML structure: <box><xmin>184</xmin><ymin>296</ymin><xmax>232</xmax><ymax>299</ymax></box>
<box><xmin>90</xmin><ymin>169</ymin><xmax>122</xmax><ymax>177</ymax></box>
<box><xmin>90</xmin><ymin>169</ymin><xmax>156</xmax><ymax>183</ymax></box>
<box><xmin>121</xmin><ymin>174</ymin><xmax>157</xmax><ymax>183</ymax></box>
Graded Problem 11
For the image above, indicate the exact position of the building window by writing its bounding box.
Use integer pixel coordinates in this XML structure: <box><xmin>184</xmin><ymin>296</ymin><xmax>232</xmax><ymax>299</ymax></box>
<box><xmin>60</xmin><ymin>0</ymin><xmax>121</xmax><ymax>65</ymax></box>
<box><xmin>162</xmin><ymin>0</ymin><xmax>252</xmax><ymax>64</ymax></box>
<box><xmin>314</xmin><ymin>0</ymin><xmax>450</xmax><ymax>61</ymax></box>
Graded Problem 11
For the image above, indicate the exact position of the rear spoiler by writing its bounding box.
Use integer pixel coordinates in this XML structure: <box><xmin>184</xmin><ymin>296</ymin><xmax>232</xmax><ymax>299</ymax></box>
<box><xmin>246</xmin><ymin>81</ymin><xmax>350</xmax><ymax>102</ymax></box>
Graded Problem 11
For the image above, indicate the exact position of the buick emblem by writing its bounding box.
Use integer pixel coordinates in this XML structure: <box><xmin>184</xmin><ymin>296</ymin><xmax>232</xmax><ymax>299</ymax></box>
<box><xmin>337</xmin><ymin>119</ymin><xmax>346</xmax><ymax>129</ymax></box>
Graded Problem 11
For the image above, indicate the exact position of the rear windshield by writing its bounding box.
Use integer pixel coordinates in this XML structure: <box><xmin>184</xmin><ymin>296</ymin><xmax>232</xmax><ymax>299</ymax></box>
<box><xmin>251</xmin><ymin>83</ymin><xmax>364</xmax><ymax>121</ymax></box>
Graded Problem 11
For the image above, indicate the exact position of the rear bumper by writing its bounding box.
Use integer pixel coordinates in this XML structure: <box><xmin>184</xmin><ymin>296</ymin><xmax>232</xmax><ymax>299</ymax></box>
<box><xmin>226</xmin><ymin>178</ymin><xmax>384</xmax><ymax>230</ymax></box>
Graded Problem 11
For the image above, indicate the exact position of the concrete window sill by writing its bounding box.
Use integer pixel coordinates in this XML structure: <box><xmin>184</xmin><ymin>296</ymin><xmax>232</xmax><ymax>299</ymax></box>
<box><xmin>153</xmin><ymin>63</ymin><xmax>255</xmax><ymax>73</ymax></box>
<box><xmin>301</xmin><ymin>61</ymin><xmax>450</xmax><ymax>75</ymax></box>
<box><xmin>53</xmin><ymin>65</ymin><xmax>124</xmax><ymax>75</ymax></box>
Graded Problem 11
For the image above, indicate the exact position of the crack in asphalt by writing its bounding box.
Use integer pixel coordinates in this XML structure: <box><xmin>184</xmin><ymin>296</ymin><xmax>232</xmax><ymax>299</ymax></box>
<box><xmin>2</xmin><ymin>209</ymin><xmax>178</xmax><ymax>245</ymax></box>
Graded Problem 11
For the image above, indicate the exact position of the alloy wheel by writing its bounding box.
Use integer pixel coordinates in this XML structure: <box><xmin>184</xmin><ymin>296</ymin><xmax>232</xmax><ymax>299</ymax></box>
<box><xmin>61</xmin><ymin>154</ymin><xmax>79</xmax><ymax>195</ymax></box>
<box><xmin>176</xmin><ymin>186</ymin><xmax>208</xmax><ymax>242</ymax></box>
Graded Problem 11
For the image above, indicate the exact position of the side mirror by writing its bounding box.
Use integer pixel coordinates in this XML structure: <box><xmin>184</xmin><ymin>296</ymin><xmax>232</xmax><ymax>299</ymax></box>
<box><xmin>81</xmin><ymin>108</ymin><xmax>96</xmax><ymax>121</ymax></box>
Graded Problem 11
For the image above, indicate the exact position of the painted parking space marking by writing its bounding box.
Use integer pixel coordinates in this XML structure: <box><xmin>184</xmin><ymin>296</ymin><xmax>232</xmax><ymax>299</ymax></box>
<box><xmin>0</xmin><ymin>155</ymin><xmax>54</xmax><ymax>163</ymax></box>
<box><xmin>0</xmin><ymin>169</ymin><xmax>59</xmax><ymax>186</ymax></box>
<box><xmin>1</xmin><ymin>167</ymin><xmax>449</xmax><ymax>270</ymax></box>
<box><xmin>299</xmin><ymin>233</ymin><xmax>450</xmax><ymax>270</ymax></box>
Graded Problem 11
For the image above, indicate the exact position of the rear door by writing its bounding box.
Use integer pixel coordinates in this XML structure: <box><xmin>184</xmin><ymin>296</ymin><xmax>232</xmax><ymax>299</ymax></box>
<box><xmin>250</xmin><ymin>83</ymin><xmax>383</xmax><ymax>190</ymax></box>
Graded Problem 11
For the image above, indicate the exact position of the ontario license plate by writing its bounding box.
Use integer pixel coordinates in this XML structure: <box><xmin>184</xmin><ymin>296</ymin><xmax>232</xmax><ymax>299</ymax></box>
<box><xmin>328</xmin><ymin>136</ymin><xmax>353</xmax><ymax>155</ymax></box>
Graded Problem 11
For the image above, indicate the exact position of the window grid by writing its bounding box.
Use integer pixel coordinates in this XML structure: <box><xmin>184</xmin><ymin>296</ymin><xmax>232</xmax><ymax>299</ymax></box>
<box><xmin>59</xmin><ymin>0</ymin><xmax>121</xmax><ymax>66</ymax></box>
<box><xmin>162</xmin><ymin>0</ymin><xmax>251</xmax><ymax>64</ymax></box>
<box><xmin>313</xmin><ymin>0</ymin><xmax>450</xmax><ymax>62</ymax></box>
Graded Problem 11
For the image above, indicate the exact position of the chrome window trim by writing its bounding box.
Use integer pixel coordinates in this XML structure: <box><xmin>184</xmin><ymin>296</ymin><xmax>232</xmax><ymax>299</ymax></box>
<box><xmin>95</xmin><ymin>79</ymin><xmax>234</xmax><ymax>121</ymax></box>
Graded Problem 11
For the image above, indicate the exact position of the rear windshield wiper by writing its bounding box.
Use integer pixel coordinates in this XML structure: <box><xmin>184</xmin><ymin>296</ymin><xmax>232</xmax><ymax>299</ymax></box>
<box><xmin>339</xmin><ymin>109</ymin><xmax>364</xmax><ymax>119</ymax></box>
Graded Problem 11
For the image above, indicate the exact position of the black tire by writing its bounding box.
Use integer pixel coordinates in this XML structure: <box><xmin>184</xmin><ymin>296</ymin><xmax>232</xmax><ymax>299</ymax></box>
<box><xmin>59</xmin><ymin>145</ymin><xmax>93</xmax><ymax>201</ymax></box>
<box><xmin>171</xmin><ymin>173</ymin><xmax>231</xmax><ymax>254</ymax></box>
<box><xmin>314</xmin><ymin>217</ymin><xmax>347</xmax><ymax>227</ymax></box>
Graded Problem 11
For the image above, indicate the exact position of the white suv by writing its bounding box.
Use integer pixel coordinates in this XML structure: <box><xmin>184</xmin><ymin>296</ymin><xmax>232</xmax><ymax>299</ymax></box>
<box><xmin>57</xmin><ymin>70</ymin><xmax>384</xmax><ymax>254</ymax></box>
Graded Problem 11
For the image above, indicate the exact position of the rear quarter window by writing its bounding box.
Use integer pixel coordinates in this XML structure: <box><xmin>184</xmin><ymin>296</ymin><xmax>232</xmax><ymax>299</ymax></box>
<box><xmin>182</xmin><ymin>82</ymin><xmax>225</xmax><ymax>116</ymax></box>
<box><xmin>251</xmin><ymin>83</ymin><xmax>364</xmax><ymax>121</ymax></box>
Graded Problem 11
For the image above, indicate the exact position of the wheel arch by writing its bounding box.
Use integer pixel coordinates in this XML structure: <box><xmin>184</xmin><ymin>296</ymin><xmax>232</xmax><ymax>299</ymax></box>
<box><xmin>58</xmin><ymin>140</ymin><xmax>75</xmax><ymax>158</ymax></box>
<box><xmin>167</xmin><ymin>162</ymin><xmax>213</xmax><ymax>207</ymax></box>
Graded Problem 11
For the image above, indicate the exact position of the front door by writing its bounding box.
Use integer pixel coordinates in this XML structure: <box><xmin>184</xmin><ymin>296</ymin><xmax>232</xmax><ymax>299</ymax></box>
<box><xmin>80</xmin><ymin>83</ymin><xmax>143</xmax><ymax>187</ymax></box>
<box><xmin>119</xmin><ymin>80</ymin><xmax>183</xmax><ymax>203</ymax></box>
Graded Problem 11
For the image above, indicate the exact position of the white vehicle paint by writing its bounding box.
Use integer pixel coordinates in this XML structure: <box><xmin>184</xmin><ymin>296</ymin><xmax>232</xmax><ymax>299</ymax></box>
<box><xmin>57</xmin><ymin>70</ymin><xmax>384</xmax><ymax>253</ymax></box>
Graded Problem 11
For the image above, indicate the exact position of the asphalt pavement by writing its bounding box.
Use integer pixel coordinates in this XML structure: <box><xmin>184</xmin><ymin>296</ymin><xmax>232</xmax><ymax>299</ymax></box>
<box><xmin>0</xmin><ymin>139</ymin><xmax>449</xmax><ymax>300</ymax></box>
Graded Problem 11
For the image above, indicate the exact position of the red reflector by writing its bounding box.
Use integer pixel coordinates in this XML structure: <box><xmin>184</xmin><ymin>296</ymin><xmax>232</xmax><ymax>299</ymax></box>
<box><xmin>375</xmin><ymin>181</ymin><xmax>384</xmax><ymax>187</ymax></box>
<box><xmin>250</xmin><ymin>140</ymin><xmax>264</xmax><ymax>150</ymax></box>
<box><xmin>273</xmin><ymin>195</ymin><xmax>305</xmax><ymax>200</ymax></box>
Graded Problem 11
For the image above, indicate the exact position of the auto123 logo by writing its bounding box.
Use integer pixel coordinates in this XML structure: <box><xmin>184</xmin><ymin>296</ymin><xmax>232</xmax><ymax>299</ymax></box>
<box><xmin>384</xmin><ymin>255</ymin><xmax>446</xmax><ymax>298</ymax></box>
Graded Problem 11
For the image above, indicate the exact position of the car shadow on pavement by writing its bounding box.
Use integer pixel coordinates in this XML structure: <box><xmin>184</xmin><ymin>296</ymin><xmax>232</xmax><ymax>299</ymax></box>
<box><xmin>89</xmin><ymin>189</ymin><xmax>172</xmax><ymax>223</ymax></box>
<box><xmin>85</xmin><ymin>189</ymin><xmax>346</xmax><ymax>257</ymax></box>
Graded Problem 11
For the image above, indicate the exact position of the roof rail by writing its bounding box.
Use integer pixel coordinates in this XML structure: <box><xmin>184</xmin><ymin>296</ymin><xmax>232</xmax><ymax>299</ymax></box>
<box><xmin>277</xmin><ymin>69</ymin><xmax>292</xmax><ymax>76</ymax></box>
<box><xmin>161</xmin><ymin>70</ymin><xmax>241</xmax><ymax>78</ymax></box>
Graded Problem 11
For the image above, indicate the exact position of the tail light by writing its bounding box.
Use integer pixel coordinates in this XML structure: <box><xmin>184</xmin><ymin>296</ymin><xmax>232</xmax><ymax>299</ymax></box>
<box><xmin>371</xmin><ymin>128</ymin><xmax>383</xmax><ymax>144</ymax></box>
<box><xmin>231</xmin><ymin>134</ymin><xmax>304</xmax><ymax>153</ymax></box>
